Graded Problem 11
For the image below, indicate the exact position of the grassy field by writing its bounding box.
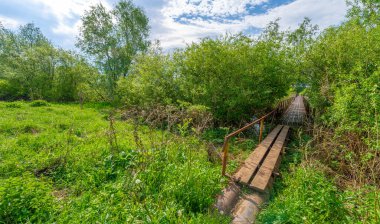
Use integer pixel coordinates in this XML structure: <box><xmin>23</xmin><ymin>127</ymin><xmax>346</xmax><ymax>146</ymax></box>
<box><xmin>0</xmin><ymin>101</ymin><xmax>230</xmax><ymax>223</ymax></box>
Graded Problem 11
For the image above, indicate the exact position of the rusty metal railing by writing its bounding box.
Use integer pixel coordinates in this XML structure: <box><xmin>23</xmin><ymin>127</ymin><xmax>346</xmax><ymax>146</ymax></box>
<box><xmin>221</xmin><ymin>97</ymin><xmax>294</xmax><ymax>177</ymax></box>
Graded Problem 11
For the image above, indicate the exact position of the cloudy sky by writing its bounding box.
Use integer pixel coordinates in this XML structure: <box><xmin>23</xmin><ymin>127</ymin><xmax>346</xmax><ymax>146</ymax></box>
<box><xmin>0</xmin><ymin>0</ymin><xmax>348</xmax><ymax>50</ymax></box>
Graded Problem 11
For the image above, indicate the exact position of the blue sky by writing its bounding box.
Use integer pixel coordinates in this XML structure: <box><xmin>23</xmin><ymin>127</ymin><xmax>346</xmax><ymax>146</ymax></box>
<box><xmin>0</xmin><ymin>0</ymin><xmax>348</xmax><ymax>50</ymax></box>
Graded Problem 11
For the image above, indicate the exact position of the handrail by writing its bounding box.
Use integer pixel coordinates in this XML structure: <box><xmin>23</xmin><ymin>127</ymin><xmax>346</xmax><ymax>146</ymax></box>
<box><xmin>221</xmin><ymin>97</ymin><xmax>294</xmax><ymax>177</ymax></box>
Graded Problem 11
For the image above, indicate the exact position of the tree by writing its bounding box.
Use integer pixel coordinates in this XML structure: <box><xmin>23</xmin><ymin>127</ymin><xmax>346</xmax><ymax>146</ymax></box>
<box><xmin>347</xmin><ymin>0</ymin><xmax>380</xmax><ymax>26</ymax></box>
<box><xmin>0</xmin><ymin>22</ymin><xmax>101</xmax><ymax>102</ymax></box>
<box><xmin>18</xmin><ymin>23</ymin><xmax>49</xmax><ymax>49</ymax></box>
<box><xmin>287</xmin><ymin>17</ymin><xmax>319</xmax><ymax>89</ymax></box>
<box><xmin>77</xmin><ymin>0</ymin><xmax>150</xmax><ymax>100</ymax></box>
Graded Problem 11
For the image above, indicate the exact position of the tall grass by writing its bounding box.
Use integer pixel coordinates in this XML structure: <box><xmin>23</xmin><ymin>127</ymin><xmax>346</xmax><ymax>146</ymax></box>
<box><xmin>0</xmin><ymin>101</ymin><xmax>230</xmax><ymax>223</ymax></box>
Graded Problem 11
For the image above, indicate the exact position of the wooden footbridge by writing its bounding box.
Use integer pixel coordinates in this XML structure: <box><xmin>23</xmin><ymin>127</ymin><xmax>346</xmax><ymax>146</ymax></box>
<box><xmin>216</xmin><ymin>96</ymin><xmax>307</xmax><ymax>223</ymax></box>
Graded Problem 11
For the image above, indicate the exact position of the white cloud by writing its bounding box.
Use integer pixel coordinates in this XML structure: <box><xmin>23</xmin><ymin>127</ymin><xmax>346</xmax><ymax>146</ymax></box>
<box><xmin>162</xmin><ymin>0</ymin><xmax>268</xmax><ymax>18</ymax></box>
<box><xmin>244</xmin><ymin>0</ymin><xmax>348</xmax><ymax>30</ymax></box>
<box><xmin>0</xmin><ymin>0</ymin><xmax>349</xmax><ymax>50</ymax></box>
<box><xmin>30</xmin><ymin>0</ymin><xmax>112</xmax><ymax>36</ymax></box>
<box><xmin>155</xmin><ymin>0</ymin><xmax>348</xmax><ymax>49</ymax></box>
<box><xmin>0</xmin><ymin>15</ymin><xmax>22</xmax><ymax>29</ymax></box>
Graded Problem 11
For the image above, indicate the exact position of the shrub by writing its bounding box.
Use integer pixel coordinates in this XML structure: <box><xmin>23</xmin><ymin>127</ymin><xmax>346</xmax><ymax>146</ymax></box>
<box><xmin>0</xmin><ymin>174</ymin><xmax>56</xmax><ymax>223</ymax></box>
<box><xmin>30</xmin><ymin>100</ymin><xmax>49</xmax><ymax>107</ymax></box>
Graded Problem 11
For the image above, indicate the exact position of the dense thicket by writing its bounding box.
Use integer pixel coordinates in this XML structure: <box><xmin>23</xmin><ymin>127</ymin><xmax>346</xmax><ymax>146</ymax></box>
<box><xmin>118</xmin><ymin>26</ymin><xmax>294</xmax><ymax>124</ymax></box>
<box><xmin>303</xmin><ymin>0</ymin><xmax>380</xmax><ymax>184</ymax></box>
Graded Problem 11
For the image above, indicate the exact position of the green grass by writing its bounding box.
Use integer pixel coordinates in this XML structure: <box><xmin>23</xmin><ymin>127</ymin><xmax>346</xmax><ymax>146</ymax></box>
<box><xmin>0</xmin><ymin>101</ymin><xmax>230</xmax><ymax>223</ymax></box>
<box><xmin>258</xmin><ymin>163</ymin><xmax>348</xmax><ymax>223</ymax></box>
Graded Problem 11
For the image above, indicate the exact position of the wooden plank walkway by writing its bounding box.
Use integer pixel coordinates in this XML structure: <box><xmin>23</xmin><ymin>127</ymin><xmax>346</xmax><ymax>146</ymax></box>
<box><xmin>281</xmin><ymin>96</ymin><xmax>306</xmax><ymax>126</ymax></box>
<box><xmin>232</xmin><ymin>125</ymin><xmax>289</xmax><ymax>192</ymax></box>
<box><xmin>232</xmin><ymin>125</ymin><xmax>283</xmax><ymax>185</ymax></box>
<box><xmin>216</xmin><ymin>96</ymin><xmax>310</xmax><ymax>224</ymax></box>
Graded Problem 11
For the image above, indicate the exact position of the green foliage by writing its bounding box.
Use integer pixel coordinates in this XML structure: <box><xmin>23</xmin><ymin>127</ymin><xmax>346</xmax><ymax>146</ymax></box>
<box><xmin>30</xmin><ymin>99</ymin><xmax>49</xmax><ymax>107</ymax></box>
<box><xmin>117</xmin><ymin>44</ymin><xmax>178</xmax><ymax>106</ymax></box>
<box><xmin>300</xmin><ymin>1</ymin><xmax>380</xmax><ymax>186</ymax></box>
<box><xmin>347</xmin><ymin>0</ymin><xmax>380</xmax><ymax>26</ymax></box>
<box><xmin>258</xmin><ymin>164</ymin><xmax>348</xmax><ymax>223</ymax></box>
<box><xmin>0</xmin><ymin>174</ymin><xmax>56</xmax><ymax>223</ymax></box>
<box><xmin>119</xmin><ymin>31</ymin><xmax>293</xmax><ymax>124</ymax></box>
<box><xmin>0</xmin><ymin>23</ymin><xmax>102</xmax><ymax>102</ymax></box>
<box><xmin>343</xmin><ymin>185</ymin><xmax>380</xmax><ymax>223</ymax></box>
<box><xmin>177</xmin><ymin>34</ymin><xmax>292</xmax><ymax>123</ymax></box>
<box><xmin>304</xmin><ymin>3</ymin><xmax>380</xmax><ymax>142</ymax></box>
<box><xmin>0</xmin><ymin>79</ymin><xmax>12</xmax><ymax>99</ymax></box>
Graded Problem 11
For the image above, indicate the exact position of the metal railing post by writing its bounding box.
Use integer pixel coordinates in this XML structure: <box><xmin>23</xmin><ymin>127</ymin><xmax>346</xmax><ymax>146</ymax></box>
<box><xmin>221</xmin><ymin>139</ymin><xmax>229</xmax><ymax>176</ymax></box>
<box><xmin>259</xmin><ymin>119</ymin><xmax>264</xmax><ymax>143</ymax></box>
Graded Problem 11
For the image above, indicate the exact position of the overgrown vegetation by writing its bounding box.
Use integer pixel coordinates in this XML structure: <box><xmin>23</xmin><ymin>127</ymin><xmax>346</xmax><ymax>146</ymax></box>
<box><xmin>258</xmin><ymin>131</ymin><xmax>379</xmax><ymax>223</ymax></box>
<box><xmin>303</xmin><ymin>1</ymin><xmax>380</xmax><ymax>186</ymax></box>
<box><xmin>117</xmin><ymin>27</ymin><xmax>293</xmax><ymax>124</ymax></box>
<box><xmin>0</xmin><ymin>0</ymin><xmax>379</xmax><ymax>222</ymax></box>
<box><xmin>0</xmin><ymin>23</ymin><xmax>99</xmax><ymax>102</ymax></box>
<box><xmin>254</xmin><ymin>2</ymin><xmax>379</xmax><ymax>221</ymax></box>
<box><xmin>0</xmin><ymin>102</ymin><xmax>229</xmax><ymax>223</ymax></box>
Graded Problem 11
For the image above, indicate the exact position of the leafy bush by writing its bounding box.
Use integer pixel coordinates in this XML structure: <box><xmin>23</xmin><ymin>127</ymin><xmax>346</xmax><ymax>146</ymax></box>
<box><xmin>258</xmin><ymin>163</ymin><xmax>348</xmax><ymax>223</ymax></box>
<box><xmin>118</xmin><ymin>32</ymin><xmax>292</xmax><ymax>125</ymax></box>
<box><xmin>30</xmin><ymin>100</ymin><xmax>49</xmax><ymax>107</ymax></box>
<box><xmin>0</xmin><ymin>174</ymin><xmax>56</xmax><ymax>223</ymax></box>
<box><xmin>176</xmin><ymin>34</ymin><xmax>292</xmax><ymax>124</ymax></box>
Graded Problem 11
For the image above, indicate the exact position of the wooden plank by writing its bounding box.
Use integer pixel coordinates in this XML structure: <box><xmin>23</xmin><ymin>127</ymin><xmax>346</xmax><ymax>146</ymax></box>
<box><xmin>232</xmin><ymin>145</ymin><xmax>265</xmax><ymax>184</ymax></box>
<box><xmin>250</xmin><ymin>126</ymin><xmax>290</xmax><ymax>192</ymax></box>
<box><xmin>233</xmin><ymin>164</ymin><xmax>259</xmax><ymax>184</ymax></box>
<box><xmin>249</xmin><ymin>167</ymin><xmax>272</xmax><ymax>192</ymax></box>
<box><xmin>233</xmin><ymin>125</ymin><xmax>283</xmax><ymax>184</ymax></box>
<box><xmin>261</xmin><ymin>126</ymin><xmax>289</xmax><ymax>171</ymax></box>
<box><xmin>259</xmin><ymin>125</ymin><xmax>283</xmax><ymax>148</ymax></box>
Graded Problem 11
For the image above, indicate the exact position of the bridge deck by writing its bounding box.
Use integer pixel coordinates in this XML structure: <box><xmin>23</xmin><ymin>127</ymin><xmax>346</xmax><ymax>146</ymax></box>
<box><xmin>281</xmin><ymin>96</ymin><xmax>306</xmax><ymax>126</ymax></box>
